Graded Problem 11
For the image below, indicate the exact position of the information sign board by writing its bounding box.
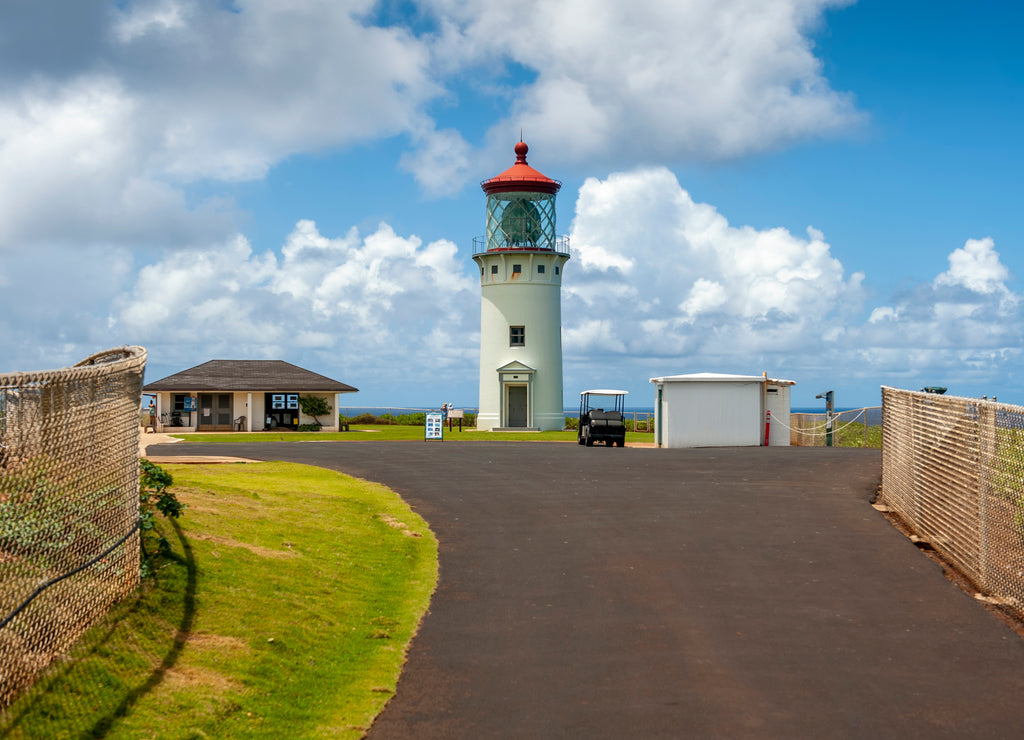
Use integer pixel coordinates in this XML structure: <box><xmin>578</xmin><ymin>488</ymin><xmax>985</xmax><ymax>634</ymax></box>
<box><xmin>425</xmin><ymin>413</ymin><xmax>444</xmax><ymax>440</ymax></box>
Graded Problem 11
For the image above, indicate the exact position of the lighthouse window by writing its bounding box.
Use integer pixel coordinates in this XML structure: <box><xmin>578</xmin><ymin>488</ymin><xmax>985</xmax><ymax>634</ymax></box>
<box><xmin>512</xmin><ymin>264</ymin><xmax>522</xmax><ymax>274</ymax></box>
<box><xmin>510</xmin><ymin>326</ymin><xmax>525</xmax><ymax>346</ymax></box>
<box><xmin>491</xmin><ymin>265</ymin><xmax>498</xmax><ymax>274</ymax></box>
<box><xmin>537</xmin><ymin>264</ymin><xmax>546</xmax><ymax>274</ymax></box>
<box><xmin>555</xmin><ymin>266</ymin><xmax>560</xmax><ymax>275</ymax></box>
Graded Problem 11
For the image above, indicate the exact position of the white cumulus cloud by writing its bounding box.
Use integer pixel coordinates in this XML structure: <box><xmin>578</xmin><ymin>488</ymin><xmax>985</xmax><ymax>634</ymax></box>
<box><xmin>935</xmin><ymin>237</ymin><xmax>1014</xmax><ymax>297</ymax></box>
<box><xmin>108</xmin><ymin>220</ymin><xmax>479</xmax><ymax>390</ymax></box>
<box><xmin>564</xmin><ymin>167</ymin><xmax>863</xmax><ymax>366</ymax></box>
<box><xmin>426</xmin><ymin>0</ymin><xmax>862</xmax><ymax>180</ymax></box>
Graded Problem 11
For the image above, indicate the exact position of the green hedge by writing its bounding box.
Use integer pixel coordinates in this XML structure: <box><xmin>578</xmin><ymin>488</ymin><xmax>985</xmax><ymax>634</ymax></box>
<box><xmin>340</xmin><ymin>412</ymin><xmax>477</xmax><ymax>427</ymax></box>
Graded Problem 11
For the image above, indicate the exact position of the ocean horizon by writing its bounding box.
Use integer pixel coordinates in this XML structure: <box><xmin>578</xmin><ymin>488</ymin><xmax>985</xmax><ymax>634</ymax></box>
<box><xmin>337</xmin><ymin>403</ymin><xmax>882</xmax><ymax>425</ymax></box>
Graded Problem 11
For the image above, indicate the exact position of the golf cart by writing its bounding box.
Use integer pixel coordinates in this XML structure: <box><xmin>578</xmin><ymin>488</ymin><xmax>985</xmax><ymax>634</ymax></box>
<box><xmin>578</xmin><ymin>389</ymin><xmax>628</xmax><ymax>447</ymax></box>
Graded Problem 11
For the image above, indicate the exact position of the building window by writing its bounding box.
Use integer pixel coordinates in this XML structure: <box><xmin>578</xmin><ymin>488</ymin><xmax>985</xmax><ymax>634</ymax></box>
<box><xmin>512</xmin><ymin>264</ymin><xmax>522</xmax><ymax>274</ymax></box>
<box><xmin>510</xmin><ymin>326</ymin><xmax>525</xmax><ymax>346</ymax></box>
<box><xmin>491</xmin><ymin>265</ymin><xmax>498</xmax><ymax>274</ymax></box>
<box><xmin>555</xmin><ymin>265</ymin><xmax>560</xmax><ymax>275</ymax></box>
<box><xmin>172</xmin><ymin>394</ymin><xmax>188</xmax><ymax>411</ymax></box>
<box><xmin>481</xmin><ymin>268</ymin><xmax>484</xmax><ymax>276</ymax></box>
<box><xmin>537</xmin><ymin>264</ymin><xmax>546</xmax><ymax>274</ymax></box>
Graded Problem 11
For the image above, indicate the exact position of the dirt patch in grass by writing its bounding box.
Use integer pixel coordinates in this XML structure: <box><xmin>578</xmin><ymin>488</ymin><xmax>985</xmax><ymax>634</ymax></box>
<box><xmin>184</xmin><ymin>632</ymin><xmax>249</xmax><ymax>651</ymax></box>
<box><xmin>187</xmin><ymin>532</ymin><xmax>298</xmax><ymax>559</ymax></box>
<box><xmin>378</xmin><ymin>513</ymin><xmax>424</xmax><ymax>537</ymax></box>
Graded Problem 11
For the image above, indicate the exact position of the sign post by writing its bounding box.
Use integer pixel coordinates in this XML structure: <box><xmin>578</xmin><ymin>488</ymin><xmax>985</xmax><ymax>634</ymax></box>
<box><xmin>448</xmin><ymin>408</ymin><xmax>464</xmax><ymax>432</ymax></box>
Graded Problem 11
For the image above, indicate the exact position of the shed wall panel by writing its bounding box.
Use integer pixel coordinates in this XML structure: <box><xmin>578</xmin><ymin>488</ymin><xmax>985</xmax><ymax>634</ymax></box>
<box><xmin>663</xmin><ymin>382</ymin><xmax>761</xmax><ymax>447</ymax></box>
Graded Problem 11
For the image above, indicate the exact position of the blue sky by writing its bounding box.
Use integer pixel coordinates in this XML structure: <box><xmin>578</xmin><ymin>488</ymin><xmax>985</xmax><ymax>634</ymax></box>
<box><xmin>1</xmin><ymin>0</ymin><xmax>1021</xmax><ymax>410</ymax></box>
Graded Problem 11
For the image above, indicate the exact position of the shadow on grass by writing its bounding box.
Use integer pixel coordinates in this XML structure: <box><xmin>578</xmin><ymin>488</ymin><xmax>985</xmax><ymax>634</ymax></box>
<box><xmin>89</xmin><ymin>520</ymin><xmax>196</xmax><ymax>736</ymax></box>
<box><xmin>0</xmin><ymin>520</ymin><xmax>197</xmax><ymax>738</ymax></box>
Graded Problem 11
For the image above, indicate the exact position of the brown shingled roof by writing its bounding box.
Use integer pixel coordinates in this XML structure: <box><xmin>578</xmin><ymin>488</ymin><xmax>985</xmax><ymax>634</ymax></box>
<box><xmin>143</xmin><ymin>360</ymin><xmax>358</xmax><ymax>393</ymax></box>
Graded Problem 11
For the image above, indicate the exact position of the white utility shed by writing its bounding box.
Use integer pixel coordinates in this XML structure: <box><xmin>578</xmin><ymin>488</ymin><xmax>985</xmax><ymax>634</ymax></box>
<box><xmin>649</xmin><ymin>373</ymin><xmax>795</xmax><ymax>448</ymax></box>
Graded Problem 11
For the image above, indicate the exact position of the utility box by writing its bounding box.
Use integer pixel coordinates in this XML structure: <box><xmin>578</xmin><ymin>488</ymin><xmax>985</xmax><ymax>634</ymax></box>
<box><xmin>650</xmin><ymin>373</ymin><xmax>795</xmax><ymax>448</ymax></box>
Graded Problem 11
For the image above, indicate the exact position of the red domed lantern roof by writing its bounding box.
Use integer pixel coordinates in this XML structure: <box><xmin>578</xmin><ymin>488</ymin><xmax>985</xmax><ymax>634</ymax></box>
<box><xmin>481</xmin><ymin>141</ymin><xmax>561</xmax><ymax>196</ymax></box>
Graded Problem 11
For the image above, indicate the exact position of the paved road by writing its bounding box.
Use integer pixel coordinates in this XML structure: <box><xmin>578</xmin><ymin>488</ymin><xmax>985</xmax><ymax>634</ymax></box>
<box><xmin>151</xmin><ymin>441</ymin><xmax>1024</xmax><ymax>738</ymax></box>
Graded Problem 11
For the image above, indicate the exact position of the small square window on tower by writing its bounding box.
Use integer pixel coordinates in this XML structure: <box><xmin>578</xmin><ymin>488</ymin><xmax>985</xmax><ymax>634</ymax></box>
<box><xmin>491</xmin><ymin>265</ymin><xmax>498</xmax><ymax>274</ymax></box>
<box><xmin>510</xmin><ymin>326</ymin><xmax>525</xmax><ymax>346</ymax></box>
<box><xmin>512</xmin><ymin>264</ymin><xmax>522</xmax><ymax>274</ymax></box>
<box><xmin>537</xmin><ymin>264</ymin><xmax>546</xmax><ymax>274</ymax></box>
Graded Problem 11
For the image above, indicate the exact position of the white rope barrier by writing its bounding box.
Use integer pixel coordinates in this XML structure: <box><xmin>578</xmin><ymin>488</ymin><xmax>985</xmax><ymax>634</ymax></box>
<box><xmin>778</xmin><ymin>408</ymin><xmax>878</xmax><ymax>439</ymax></box>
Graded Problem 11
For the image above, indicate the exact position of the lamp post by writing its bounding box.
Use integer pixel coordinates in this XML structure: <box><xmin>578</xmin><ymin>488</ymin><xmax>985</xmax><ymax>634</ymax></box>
<box><xmin>816</xmin><ymin>390</ymin><xmax>834</xmax><ymax>447</ymax></box>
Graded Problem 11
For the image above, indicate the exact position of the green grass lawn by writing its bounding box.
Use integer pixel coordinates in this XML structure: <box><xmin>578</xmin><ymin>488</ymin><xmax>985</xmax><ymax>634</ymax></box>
<box><xmin>0</xmin><ymin>462</ymin><xmax>438</xmax><ymax>739</ymax></box>
<box><xmin>833</xmin><ymin>422</ymin><xmax>883</xmax><ymax>448</ymax></box>
<box><xmin>167</xmin><ymin>427</ymin><xmax>655</xmax><ymax>444</ymax></box>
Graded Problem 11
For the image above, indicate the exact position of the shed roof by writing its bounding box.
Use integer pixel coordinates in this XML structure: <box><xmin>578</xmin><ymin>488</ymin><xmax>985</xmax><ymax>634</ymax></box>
<box><xmin>143</xmin><ymin>360</ymin><xmax>358</xmax><ymax>393</ymax></box>
<box><xmin>650</xmin><ymin>372</ymin><xmax>795</xmax><ymax>386</ymax></box>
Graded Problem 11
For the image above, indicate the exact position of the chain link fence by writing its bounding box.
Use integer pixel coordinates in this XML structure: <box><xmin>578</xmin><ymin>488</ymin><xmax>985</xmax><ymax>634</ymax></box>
<box><xmin>880</xmin><ymin>386</ymin><xmax>1024</xmax><ymax>613</ymax></box>
<box><xmin>0</xmin><ymin>346</ymin><xmax>146</xmax><ymax>708</ymax></box>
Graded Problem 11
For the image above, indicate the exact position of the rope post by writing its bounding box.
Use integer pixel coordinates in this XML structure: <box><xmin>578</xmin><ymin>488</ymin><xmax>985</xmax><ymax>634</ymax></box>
<box><xmin>816</xmin><ymin>390</ymin><xmax>834</xmax><ymax>447</ymax></box>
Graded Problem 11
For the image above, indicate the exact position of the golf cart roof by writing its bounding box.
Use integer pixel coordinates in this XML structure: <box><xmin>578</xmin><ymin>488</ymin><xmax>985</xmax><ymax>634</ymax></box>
<box><xmin>580</xmin><ymin>389</ymin><xmax>629</xmax><ymax>396</ymax></box>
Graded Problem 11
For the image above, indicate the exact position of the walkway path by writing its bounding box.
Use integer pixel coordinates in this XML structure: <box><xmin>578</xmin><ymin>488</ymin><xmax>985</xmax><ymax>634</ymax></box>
<box><xmin>148</xmin><ymin>441</ymin><xmax>1024</xmax><ymax>738</ymax></box>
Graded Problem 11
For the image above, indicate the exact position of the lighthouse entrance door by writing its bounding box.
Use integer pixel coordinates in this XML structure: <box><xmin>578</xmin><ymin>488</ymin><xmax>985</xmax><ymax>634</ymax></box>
<box><xmin>506</xmin><ymin>385</ymin><xmax>528</xmax><ymax>427</ymax></box>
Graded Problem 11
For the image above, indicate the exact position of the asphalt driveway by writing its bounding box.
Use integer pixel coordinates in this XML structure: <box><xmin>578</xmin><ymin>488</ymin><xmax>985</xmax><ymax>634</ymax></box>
<box><xmin>149</xmin><ymin>441</ymin><xmax>1024</xmax><ymax>738</ymax></box>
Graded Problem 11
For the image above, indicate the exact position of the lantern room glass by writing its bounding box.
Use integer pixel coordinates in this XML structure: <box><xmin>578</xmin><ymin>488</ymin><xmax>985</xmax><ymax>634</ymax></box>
<box><xmin>485</xmin><ymin>191</ymin><xmax>556</xmax><ymax>250</ymax></box>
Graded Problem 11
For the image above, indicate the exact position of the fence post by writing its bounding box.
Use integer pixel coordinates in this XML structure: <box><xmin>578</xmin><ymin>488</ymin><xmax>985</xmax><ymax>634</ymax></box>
<box><xmin>978</xmin><ymin>403</ymin><xmax>996</xmax><ymax>592</ymax></box>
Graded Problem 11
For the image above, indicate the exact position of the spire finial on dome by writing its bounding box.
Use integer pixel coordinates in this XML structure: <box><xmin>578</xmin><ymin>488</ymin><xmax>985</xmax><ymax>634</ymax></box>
<box><xmin>514</xmin><ymin>139</ymin><xmax>529</xmax><ymax>163</ymax></box>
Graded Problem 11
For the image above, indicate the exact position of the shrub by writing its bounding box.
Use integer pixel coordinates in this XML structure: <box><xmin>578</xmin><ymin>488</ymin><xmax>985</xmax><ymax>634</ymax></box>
<box><xmin>299</xmin><ymin>395</ymin><xmax>331</xmax><ymax>426</ymax></box>
<box><xmin>396</xmin><ymin>413</ymin><xmax>426</xmax><ymax>426</ymax></box>
<box><xmin>139</xmin><ymin>459</ymin><xmax>185</xmax><ymax>577</ymax></box>
<box><xmin>296</xmin><ymin>423</ymin><xmax>322</xmax><ymax>432</ymax></box>
<box><xmin>348</xmin><ymin>413</ymin><xmax>380</xmax><ymax>424</ymax></box>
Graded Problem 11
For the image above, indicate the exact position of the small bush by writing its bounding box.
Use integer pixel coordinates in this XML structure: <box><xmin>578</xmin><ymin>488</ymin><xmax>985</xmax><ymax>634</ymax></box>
<box><xmin>139</xmin><ymin>459</ymin><xmax>185</xmax><ymax>577</ymax></box>
<box><xmin>296</xmin><ymin>423</ymin><xmax>322</xmax><ymax>432</ymax></box>
<box><xmin>299</xmin><ymin>395</ymin><xmax>331</xmax><ymax>425</ymax></box>
<box><xmin>348</xmin><ymin>413</ymin><xmax>380</xmax><ymax>424</ymax></box>
<box><xmin>396</xmin><ymin>413</ymin><xmax>426</xmax><ymax>426</ymax></box>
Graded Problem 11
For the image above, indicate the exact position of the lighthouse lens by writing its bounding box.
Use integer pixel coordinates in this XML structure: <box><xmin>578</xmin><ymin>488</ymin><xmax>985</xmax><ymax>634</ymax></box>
<box><xmin>486</xmin><ymin>192</ymin><xmax>555</xmax><ymax>250</ymax></box>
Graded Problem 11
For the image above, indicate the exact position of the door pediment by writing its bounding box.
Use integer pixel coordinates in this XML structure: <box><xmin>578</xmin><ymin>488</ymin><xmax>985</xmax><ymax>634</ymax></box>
<box><xmin>497</xmin><ymin>360</ymin><xmax>535</xmax><ymax>375</ymax></box>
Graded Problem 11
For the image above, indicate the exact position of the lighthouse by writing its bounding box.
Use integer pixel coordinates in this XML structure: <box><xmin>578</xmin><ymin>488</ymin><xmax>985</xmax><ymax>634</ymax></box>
<box><xmin>473</xmin><ymin>141</ymin><xmax>569</xmax><ymax>431</ymax></box>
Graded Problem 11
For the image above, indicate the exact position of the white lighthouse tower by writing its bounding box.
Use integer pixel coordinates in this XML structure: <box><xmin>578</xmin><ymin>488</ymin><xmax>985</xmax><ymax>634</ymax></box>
<box><xmin>474</xmin><ymin>141</ymin><xmax>569</xmax><ymax>431</ymax></box>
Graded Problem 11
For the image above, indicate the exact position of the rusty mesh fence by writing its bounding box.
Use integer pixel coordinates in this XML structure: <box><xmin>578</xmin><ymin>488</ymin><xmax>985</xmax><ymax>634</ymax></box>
<box><xmin>0</xmin><ymin>346</ymin><xmax>146</xmax><ymax>708</ymax></box>
<box><xmin>880</xmin><ymin>386</ymin><xmax>1024</xmax><ymax>612</ymax></box>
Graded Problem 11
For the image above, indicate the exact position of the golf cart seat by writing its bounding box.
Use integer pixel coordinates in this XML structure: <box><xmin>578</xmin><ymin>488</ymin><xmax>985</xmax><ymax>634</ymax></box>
<box><xmin>587</xmin><ymin>409</ymin><xmax>624</xmax><ymax>428</ymax></box>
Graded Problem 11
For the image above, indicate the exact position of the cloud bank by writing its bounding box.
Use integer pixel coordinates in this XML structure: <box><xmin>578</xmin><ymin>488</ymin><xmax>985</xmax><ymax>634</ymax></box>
<box><xmin>0</xmin><ymin>1</ymin><xmax>1018</xmax><ymax>404</ymax></box>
